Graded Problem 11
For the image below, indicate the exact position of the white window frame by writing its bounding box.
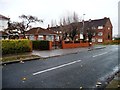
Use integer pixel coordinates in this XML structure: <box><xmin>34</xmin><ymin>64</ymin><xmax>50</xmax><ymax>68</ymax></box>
<box><xmin>92</xmin><ymin>38</ymin><xmax>96</xmax><ymax>42</ymax></box>
<box><xmin>46</xmin><ymin>35</ymin><xmax>54</xmax><ymax>41</ymax></box>
<box><xmin>98</xmin><ymin>32</ymin><xmax>103</xmax><ymax>36</ymax></box>
<box><xmin>29</xmin><ymin>35</ymin><xmax>34</xmax><ymax>40</ymax></box>
<box><xmin>38</xmin><ymin>35</ymin><xmax>43</xmax><ymax>40</ymax></box>
<box><xmin>98</xmin><ymin>39</ymin><xmax>103</xmax><ymax>42</ymax></box>
<box><xmin>108</xmin><ymin>27</ymin><xmax>110</xmax><ymax>30</ymax></box>
<box><xmin>98</xmin><ymin>26</ymin><xmax>103</xmax><ymax>29</ymax></box>
<box><xmin>93</xmin><ymin>33</ymin><xmax>96</xmax><ymax>36</ymax></box>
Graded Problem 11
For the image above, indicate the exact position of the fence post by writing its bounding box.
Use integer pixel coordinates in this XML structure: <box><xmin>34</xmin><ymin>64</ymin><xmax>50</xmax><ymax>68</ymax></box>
<box><xmin>49</xmin><ymin>41</ymin><xmax>52</xmax><ymax>50</ymax></box>
<box><xmin>30</xmin><ymin>41</ymin><xmax>33</xmax><ymax>51</ymax></box>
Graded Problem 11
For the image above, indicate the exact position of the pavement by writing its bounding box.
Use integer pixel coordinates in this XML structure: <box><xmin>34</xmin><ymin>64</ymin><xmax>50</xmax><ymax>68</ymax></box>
<box><xmin>1</xmin><ymin>45</ymin><xmax>106</xmax><ymax>65</ymax></box>
<box><xmin>32</xmin><ymin>45</ymin><xmax>106</xmax><ymax>58</ymax></box>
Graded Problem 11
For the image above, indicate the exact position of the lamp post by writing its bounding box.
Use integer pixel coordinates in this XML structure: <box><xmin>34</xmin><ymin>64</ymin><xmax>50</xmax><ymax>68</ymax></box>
<box><xmin>81</xmin><ymin>14</ymin><xmax>85</xmax><ymax>41</ymax></box>
<box><xmin>82</xmin><ymin>14</ymin><xmax>85</xmax><ymax>34</ymax></box>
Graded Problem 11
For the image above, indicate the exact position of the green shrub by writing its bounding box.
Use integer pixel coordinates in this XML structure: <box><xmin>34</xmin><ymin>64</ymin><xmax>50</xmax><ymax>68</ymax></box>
<box><xmin>32</xmin><ymin>40</ymin><xmax>50</xmax><ymax>50</ymax></box>
<box><xmin>103</xmin><ymin>40</ymin><xmax>120</xmax><ymax>45</ymax></box>
<box><xmin>2</xmin><ymin>39</ymin><xmax>32</xmax><ymax>55</ymax></box>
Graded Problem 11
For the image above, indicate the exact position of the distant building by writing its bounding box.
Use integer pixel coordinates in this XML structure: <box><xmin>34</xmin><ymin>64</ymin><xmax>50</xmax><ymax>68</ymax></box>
<box><xmin>0</xmin><ymin>14</ymin><xmax>10</xmax><ymax>39</ymax></box>
<box><xmin>49</xmin><ymin>17</ymin><xmax>113</xmax><ymax>43</ymax></box>
<box><xmin>0</xmin><ymin>14</ymin><xmax>10</xmax><ymax>31</ymax></box>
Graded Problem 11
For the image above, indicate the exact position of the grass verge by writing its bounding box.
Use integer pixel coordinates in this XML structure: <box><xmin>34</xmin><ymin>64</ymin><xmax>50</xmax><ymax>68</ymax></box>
<box><xmin>1</xmin><ymin>54</ymin><xmax>40</xmax><ymax>63</ymax></box>
<box><xmin>106</xmin><ymin>73</ymin><xmax>120</xmax><ymax>89</ymax></box>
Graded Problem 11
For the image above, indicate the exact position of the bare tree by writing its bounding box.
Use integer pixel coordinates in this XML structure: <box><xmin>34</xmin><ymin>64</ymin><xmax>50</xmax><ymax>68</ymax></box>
<box><xmin>5</xmin><ymin>15</ymin><xmax>43</xmax><ymax>39</ymax></box>
<box><xmin>51</xmin><ymin>20</ymin><xmax>54</xmax><ymax>27</ymax></box>
<box><xmin>5</xmin><ymin>21</ymin><xmax>25</xmax><ymax>39</ymax></box>
<box><xmin>19</xmin><ymin>15</ymin><xmax>43</xmax><ymax>38</ymax></box>
<box><xmin>59</xmin><ymin>12</ymin><xmax>79</xmax><ymax>41</ymax></box>
<box><xmin>51</xmin><ymin>19</ymin><xmax>57</xmax><ymax>27</ymax></box>
<box><xmin>66</xmin><ymin>12</ymin><xmax>79</xmax><ymax>41</ymax></box>
<box><xmin>87</xmin><ymin>27</ymin><xmax>96</xmax><ymax>42</ymax></box>
<box><xmin>73</xmin><ymin>12</ymin><xmax>79</xmax><ymax>23</ymax></box>
<box><xmin>59</xmin><ymin>18</ymin><xmax>62</xmax><ymax>26</ymax></box>
<box><xmin>85</xmin><ymin>19</ymin><xmax>96</xmax><ymax>42</ymax></box>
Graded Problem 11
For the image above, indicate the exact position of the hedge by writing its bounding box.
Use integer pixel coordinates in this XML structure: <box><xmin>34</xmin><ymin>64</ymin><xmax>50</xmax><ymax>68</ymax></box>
<box><xmin>2</xmin><ymin>39</ymin><xmax>32</xmax><ymax>55</ymax></box>
<box><xmin>103</xmin><ymin>40</ymin><xmax>120</xmax><ymax>45</ymax></box>
<box><xmin>32</xmin><ymin>40</ymin><xmax>50</xmax><ymax>50</ymax></box>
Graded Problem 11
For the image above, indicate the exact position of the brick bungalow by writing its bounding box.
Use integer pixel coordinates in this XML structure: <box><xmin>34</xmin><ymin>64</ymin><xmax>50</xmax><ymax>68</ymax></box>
<box><xmin>25</xmin><ymin>27</ymin><xmax>57</xmax><ymax>41</ymax></box>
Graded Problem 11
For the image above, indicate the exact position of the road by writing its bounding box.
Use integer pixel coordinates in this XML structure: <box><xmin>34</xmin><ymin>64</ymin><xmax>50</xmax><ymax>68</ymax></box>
<box><xmin>2</xmin><ymin>45</ymin><xmax>119</xmax><ymax>88</ymax></box>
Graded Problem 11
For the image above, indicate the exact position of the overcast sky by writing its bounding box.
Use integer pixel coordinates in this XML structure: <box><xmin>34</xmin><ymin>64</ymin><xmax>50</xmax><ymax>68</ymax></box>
<box><xmin>0</xmin><ymin>0</ymin><xmax>119</xmax><ymax>36</ymax></box>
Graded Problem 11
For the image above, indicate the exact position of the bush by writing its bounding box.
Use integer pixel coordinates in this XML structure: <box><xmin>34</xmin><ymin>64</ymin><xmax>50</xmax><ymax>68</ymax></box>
<box><xmin>112</xmin><ymin>40</ymin><xmax>120</xmax><ymax>44</ymax></box>
<box><xmin>2</xmin><ymin>39</ymin><xmax>32</xmax><ymax>55</ymax></box>
<box><xmin>32</xmin><ymin>40</ymin><xmax>50</xmax><ymax>50</ymax></box>
<box><xmin>103</xmin><ymin>40</ymin><xmax>120</xmax><ymax>45</ymax></box>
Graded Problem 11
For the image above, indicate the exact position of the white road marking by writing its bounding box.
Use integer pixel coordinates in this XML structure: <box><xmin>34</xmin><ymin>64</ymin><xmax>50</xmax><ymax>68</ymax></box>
<box><xmin>33</xmin><ymin>60</ymin><xmax>81</xmax><ymax>76</ymax></box>
<box><xmin>93</xmin><ymin>52</ymin><xmax>108</xmax><ymax>57</ymax></box>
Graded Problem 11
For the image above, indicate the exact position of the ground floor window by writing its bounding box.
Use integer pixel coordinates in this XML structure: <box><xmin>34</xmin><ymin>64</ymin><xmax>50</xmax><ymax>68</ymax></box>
<box><xmin>98</xmin><ymin>39</ymin><xmax>103</xmax><ymax>42</ymax></box>
<box><xmin>56</xmin><ymin>36</ymin><xmax>59</xmax><ymax>41</ymax></box>
<box><xmin>46</xmin><ymin>35</ymin><xmax>54</xmax><ymax>41</ymax></box>
<box><xmin>38</xmin><ymin>35</ymin><xmax>43</xmax><ymax>40</ymax></box>
<box><xmin>92</xmin><ymin>38</ymin><xmax>96</xmax><ymax>42</ymax></box>
<box><xmin>29</xmin><ymin>35</ymin><xmax>34</xmax><ymax>40</ymax></box>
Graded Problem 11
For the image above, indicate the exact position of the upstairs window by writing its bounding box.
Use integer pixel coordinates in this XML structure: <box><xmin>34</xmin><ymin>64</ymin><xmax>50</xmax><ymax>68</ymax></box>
<box><xmin>59</xmin><ymin>31</ymin><xmax>62</xmax><ymax>33</ymax></box>
<box><xmin>92</xmin><ymin>27</ymin><xmax>96</xmax><ymax>30</ymax></box>
<box><xmin>108</xmin><ymin>27</ymin><xmax>110</xmax><ymax>30</ymax></box>
<box><xmin>92</xmin><ymin>38</ymin><xmax>96</xmax><ymax>42</ymax></box>
<box><xmin>93</xmin><ymin>33</ymin><xmax>96</xmax><ymax>36</ymax></box>
<box><xmin>98</xmin><ymin>32</ymin><xmax>103</xmax><ymax>36</ymax></box>
<box><xmin>98</xmin><ymin>26</ymin><xmax>103</xmax><ymax>29</ymax></box>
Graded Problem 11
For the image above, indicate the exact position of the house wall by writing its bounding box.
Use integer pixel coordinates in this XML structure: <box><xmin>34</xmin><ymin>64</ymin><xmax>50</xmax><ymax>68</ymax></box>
<box><xmin>94</xmin><ymin>28</ymin><xmax>105</xmax><ymax>43</ymax></box>
<box><xmin>103</xmin><ymin>20</ymin><xmax>113</xmax><ymax>42</ymax></box>
<box><xmin>28</xmin><ymin>35</ymin><xmax>56</xmax><ymax>41</ymax></box>
<box><xmin>93</xmin><ymin>21</ymin><xmax>112</xmax><ymax>44</ymax></box>
<box><xmin>0</xmin><ymin>19</ymin><xmax>9</xmax><ymax>31</ymax></box>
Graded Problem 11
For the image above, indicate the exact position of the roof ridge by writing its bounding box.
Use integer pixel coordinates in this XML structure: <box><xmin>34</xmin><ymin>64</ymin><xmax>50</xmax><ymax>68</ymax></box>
<box><xmin>0</xmin><ymin>14</ymin><xmax>10</xmax><ymax>20</ymax></box>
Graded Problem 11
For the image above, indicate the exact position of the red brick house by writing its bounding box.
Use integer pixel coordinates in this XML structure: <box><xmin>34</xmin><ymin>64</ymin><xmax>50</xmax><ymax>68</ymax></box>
<box><xmin>49</xmin><ymin>17</ymin><xmax>112</xmax><ymax>43</ymax></box>
<box><xmin>25</xmin><ymin>27</ymin><xmax>57</xmax><ymax>41</ymax></box>
<box><xmin>83</xmin><ymin>17</ymin><xmax>112</xmax><ymax>43</ymax></box>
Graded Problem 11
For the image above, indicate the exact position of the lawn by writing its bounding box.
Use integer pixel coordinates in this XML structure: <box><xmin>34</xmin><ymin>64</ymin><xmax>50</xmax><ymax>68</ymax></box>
<box><xmin>1</xmin><ymin>54</ymin><xmax>40</xmax><ymax>63</ymax></box>
<box><xmin>106</xmin><ymin>73</ymin><xmax>120</xmax><ymax>89</ymax></box>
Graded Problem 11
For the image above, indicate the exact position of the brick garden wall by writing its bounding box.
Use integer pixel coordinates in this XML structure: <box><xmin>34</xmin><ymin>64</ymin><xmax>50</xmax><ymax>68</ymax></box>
<box><xmin>61</xmin><ymin>41</ymin><xmax>90</xmax><ymax>49</ymax></box>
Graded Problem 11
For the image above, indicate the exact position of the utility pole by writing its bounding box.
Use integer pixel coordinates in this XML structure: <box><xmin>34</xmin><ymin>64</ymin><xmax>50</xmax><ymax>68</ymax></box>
<box><xmin>82</xmin><ymin>14</ymin><xmax>85</xmax><ymax>34</ymax></box>
<box><xmin>81</xmin><ymin>14</ymin><xmax>85</xmax><ymax>41</ymax></box>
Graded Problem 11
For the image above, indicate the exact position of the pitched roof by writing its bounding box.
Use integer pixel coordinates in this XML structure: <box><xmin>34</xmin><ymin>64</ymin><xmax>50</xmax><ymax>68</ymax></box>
<box><xmin>0</xmin><ymin>14</ymin><xmax>10</xmax><ymax>20</ymax></box>
<box><xmin>26</xmin><ymin>27</ymin><xmax>57</xmax><ymax>35</ymax></box>
<box><xmin>80</xmin><ymin>17</ymin><xmax>110</xmax><ymax>28</ymax></box>
<box><xmin>49</xmin><ymin>17</ymin><xmax>111</xmax><ymax>31</ymax></box>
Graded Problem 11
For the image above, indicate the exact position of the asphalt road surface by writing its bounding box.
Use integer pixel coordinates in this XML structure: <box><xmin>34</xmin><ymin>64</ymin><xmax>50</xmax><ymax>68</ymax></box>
<box><xmin>2</xmin><ymin>45</ymin><xmax>119</xmax><ymax>89</ymax></box>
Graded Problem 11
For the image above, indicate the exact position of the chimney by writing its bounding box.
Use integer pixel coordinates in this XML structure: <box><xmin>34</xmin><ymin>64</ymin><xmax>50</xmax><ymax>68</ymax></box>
<box><xmin>48</xmin><ymin>24</ymin><xmax>50</xmax><ymax>30</ymax></box>
<box><xmin>89</xmin><ymin>19</ymin><xmax>91</xmax><ymax>22</ymax></box>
